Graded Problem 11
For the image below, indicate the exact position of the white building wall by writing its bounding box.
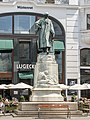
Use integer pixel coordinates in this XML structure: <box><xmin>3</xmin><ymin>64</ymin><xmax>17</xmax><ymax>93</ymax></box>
<box><xmin>0</xmin><ymin>1</ymin><xmax>81</xmax><ymax>98</ymax></box>
<box><xmin>0</xmin><ymin>2</ymin><xmax>80</xmax><ymax>79</ymax></box>
<box><xmin>69</xmin><ymin>0</ymin><xmax>79</xmax><ymax>5</ymax></box>
<box><xmin>66</xmin><ymin>8</ymin><xmax>80</xmax><ymax>81</ymax></box>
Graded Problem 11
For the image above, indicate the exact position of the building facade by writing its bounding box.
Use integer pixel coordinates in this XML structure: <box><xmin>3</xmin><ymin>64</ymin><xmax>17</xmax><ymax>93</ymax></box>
<box><xmin>0</xmin><ymin>0</ymin><xmax>90</xmax><ymax>99</ymax></box>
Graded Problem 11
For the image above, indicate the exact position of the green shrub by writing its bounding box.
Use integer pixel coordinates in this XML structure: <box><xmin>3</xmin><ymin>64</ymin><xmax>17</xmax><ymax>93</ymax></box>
<box><xmin>62</xmin><ymin>93</ymin><xmax>67</xmax><ymax>101</ymax></box>
<box><xmin>20</xmin><ymin>95</ymin><xmax>25</xmax><ymax>102</ymax></box>
<box><xmin>5</xmin><ymin>105</ymin><xmax>18</xmax><ymax>113</ymax></box>
<box><xmin>0</xmin><ymin>95</ymin><xmax>2</xmax><ymax>101</ymax></box>
<box><xmin>71</xmin><ymin>94</ymin><xmax>76</xmax><ymax>102</ymax></box>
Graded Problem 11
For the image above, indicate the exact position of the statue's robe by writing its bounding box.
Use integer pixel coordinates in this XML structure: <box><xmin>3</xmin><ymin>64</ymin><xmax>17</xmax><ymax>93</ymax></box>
<box><xmin>35</xmin><ymin>18</ymin><xmax>55</xmax><ymax>50</ymax></box>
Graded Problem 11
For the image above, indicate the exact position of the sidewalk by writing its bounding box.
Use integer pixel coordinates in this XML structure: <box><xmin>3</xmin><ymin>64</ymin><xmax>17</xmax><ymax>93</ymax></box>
<box><xmin>0</xmin><ymin>114</ymin><xmax>90</xmax><ymax>120</ymax></box>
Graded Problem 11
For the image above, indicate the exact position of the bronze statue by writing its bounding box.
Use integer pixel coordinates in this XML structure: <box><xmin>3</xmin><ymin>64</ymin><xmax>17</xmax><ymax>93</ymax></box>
<box><xmin>35</xmin><ymin>13</ymin><xmax>55</xmax><ymax>54</ymax></box>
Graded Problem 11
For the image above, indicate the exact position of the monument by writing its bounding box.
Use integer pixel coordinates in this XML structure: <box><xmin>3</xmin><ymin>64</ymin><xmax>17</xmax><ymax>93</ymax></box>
<box><xmin>30</xmin><ymin>12</ymin><xmax>64</xmax><ymax>101</ymax></box>
<box><xmin>17</xmin><ymin>13</ymin><xmax>79</xmax><ymax>117</ymax></box>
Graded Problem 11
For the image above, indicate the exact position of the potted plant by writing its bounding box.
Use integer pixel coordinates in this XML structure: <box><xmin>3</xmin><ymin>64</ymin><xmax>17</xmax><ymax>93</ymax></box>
<box><xmin>71</xmin><ymin>94</ymin><xmax>76</xmax><ymax>102</ymax></box>
<box><xmin>62</xmin><ymin>93</ymin><xmax>67</xmax><ymax>101</ymax></box>
<box><xmin>0</xmin><ymin>95</ymin><xmax>2</xmax><ymax>101</ymax></box>
<box><xmin>20</xmin><ymin>95</ymin><xmax>25</xmax><ymax>102</ymax></box>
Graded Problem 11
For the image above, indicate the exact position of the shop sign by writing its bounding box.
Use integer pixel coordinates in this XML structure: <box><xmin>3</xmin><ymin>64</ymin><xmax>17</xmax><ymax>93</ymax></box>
<box><xmin>14</xmin><ymin>91</ymin><xmax>18</xmax><ymax>95</ymax></box>
<box><xmin>16</xmin><ymin>64</ymin><xmax>35</xmax><ymax>70</ymax></box>
<box><xmin>17</xmin><ymin>6</ymin><xmax>33</xmax><ymax>9</ymax></box>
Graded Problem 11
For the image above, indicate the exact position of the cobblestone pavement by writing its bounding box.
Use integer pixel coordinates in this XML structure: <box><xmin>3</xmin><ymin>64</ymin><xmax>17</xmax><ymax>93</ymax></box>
<box><xmin>0</xmin><ymin>115</ymin><xmax>90</xmax><ymax>120</ymax></box>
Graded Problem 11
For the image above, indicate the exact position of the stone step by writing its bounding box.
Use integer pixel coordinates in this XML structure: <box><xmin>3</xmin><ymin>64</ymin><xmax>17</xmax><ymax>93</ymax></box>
<box><xmin>15</xmin><ymin>109</ymin><xmax>82</xmax><ymax>113</ymax></box>
<box><xmin>11</xmin><ymin>113</ymin><xmax>37</xmax><ymax>117</ymax></box>
<box><xmin>11</xmin><ymin>113</ymin><xmax>85</xmax><ymax>118</ymax></box>
<box><xmin>15</xmin><ymin>110</ymin><xmax>38</xmax><ymax>115</ymax></box>
<box><xmin>13</xmin><ymin>109</ymin><xmax>84</xmax><ymax>118</ymax></box>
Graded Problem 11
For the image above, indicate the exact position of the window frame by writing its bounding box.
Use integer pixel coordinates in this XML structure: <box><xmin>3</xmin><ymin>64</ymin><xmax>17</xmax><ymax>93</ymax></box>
<box><xmin>80</xmin><ymin>48</ymin><xmax>90</xmax><ymax>66</ymax></box>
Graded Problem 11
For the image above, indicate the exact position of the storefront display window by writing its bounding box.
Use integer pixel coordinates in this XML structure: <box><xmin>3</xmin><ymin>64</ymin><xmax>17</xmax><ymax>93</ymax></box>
<box><xmin>80</xmin><ymin>69</ymin><xmax>90</xmax><ymax>98</ymax></box>
<box><xmin>0</xmin><ymin>52</ymin><xmax>12</xmax><ymax>72</ymax></box>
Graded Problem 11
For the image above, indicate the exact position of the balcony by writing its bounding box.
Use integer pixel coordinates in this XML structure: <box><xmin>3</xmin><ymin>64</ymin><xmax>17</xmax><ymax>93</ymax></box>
<box><xmin>3</xmin><ymin>0</ymin><xmax>69</xmax><ymax>4</ymax></box>
<box><xmin>81</xmin><ymin>30</ymin><xmax>90</xmax><ymax>45</ymax></box>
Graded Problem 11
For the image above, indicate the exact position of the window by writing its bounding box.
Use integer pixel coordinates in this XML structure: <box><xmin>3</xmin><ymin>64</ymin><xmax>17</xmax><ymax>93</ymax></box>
<box><xmin>80</xmin><ymin>48</ymin><xmax>90</xmax><ymax>98</ymax></box>
<box><xmin>0</xmin><ymin>13</ymin><xmax>65</xmax><ymax>39</ymax></box>
<box><xmin>19</xmin><ymin>42</ymin><xmax>30</xmax><ymax>61</ymax></box>
<box><xmin>67</xmin><ymin>79</ymin><xmax>77</xmax><ymax>95</ymax></box>
<box><xmin>0</xmin><ymin>16</ymin><xmax>12</xmax><ymax>33</ymax></box>
<box><xmin>80</xmin><ymin>49</ymin><xmax>90</xmax><ymax>66</ymax></box>
<box><xmin>87</xmin><ymin>14</ymin><xmax>90</xmax><ymax>29</ymax></box>
<box><xmin>52</xmin><ymin>21</ymin><xmax>63</xmax><ymax>36</ymax></box>
<box><xmin>80</xmin><ymin>69</ymin><xmax>90</xmax><ymax>98</ymax></box>
<box><xmin>19</xmin><ymin>40</ymin><xmax>37</xmax><ymax>64</ymax></box>
<box><xmin>0</xmin><ymin>52</ymin><xmax>12</xmax><ymax>72</ymax></box>
<box><xmin>14</xmin><ymin>15</ymin><xmax>35</xmax><ymax>34</ymax></box>
<box><xmin>80</xmin><ymin>69</ymin><xmax>90</xmax><ymax>84</ymax></box>
<box><xmin>46</xmin><ymin>0</ymin><xmax>54</xmax><ymax>3</ymax></box>
<box><xmin>55</xmin><ymin>53</ymin><xmax>62</xmax><ymax>80</ymax></box>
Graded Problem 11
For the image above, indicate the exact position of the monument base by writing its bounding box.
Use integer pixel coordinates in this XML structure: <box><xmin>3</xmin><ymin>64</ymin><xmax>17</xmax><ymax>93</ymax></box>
<box><xmin>30</xmin><ymin>88</ymin><xmax>64</xmax><ymax>101</ymax></box>
<box><xmin>31</xmin><ymin>53</ymin><xmax>64</xmax><ymax>102</ymax></box>
<box><xmin>14</xmin><ymin>102</ymin><xmax>82</xmax><ymax>118</ymax></box>
<box><xmin>18</xmin><ymin>101</ymin><xmax>78</xmax><ymax>111</ymax></box>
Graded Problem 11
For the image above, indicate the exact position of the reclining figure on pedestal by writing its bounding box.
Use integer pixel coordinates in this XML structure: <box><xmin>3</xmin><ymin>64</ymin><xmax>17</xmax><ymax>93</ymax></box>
<box><xmin>37</xmin><ymin>70</ymin><xmax>58</xmax><ymax>87</ymax></box>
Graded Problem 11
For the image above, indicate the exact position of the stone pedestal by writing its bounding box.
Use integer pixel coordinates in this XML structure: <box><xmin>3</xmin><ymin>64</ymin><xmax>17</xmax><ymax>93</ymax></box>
<box><xmin>18</xmin><ymin>102</ymin><xmax>78</xmax><ymax>111</ymax></box>
<box><xmin>30</xmin><ymin>53</ymin><xmax>64</xmax><ymax>102</ymax></box>
<box><xmin>31</xmin><ymin>88</ymin><xmax>63</xmax><ymax>101</ymax></box>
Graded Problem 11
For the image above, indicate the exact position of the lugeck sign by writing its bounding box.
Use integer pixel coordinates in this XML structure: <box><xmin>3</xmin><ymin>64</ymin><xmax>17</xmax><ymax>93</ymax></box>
<box><xmin>16</xmin><ymin>64</ymin><xmax>35</xmax><ymax>70</ymax></box>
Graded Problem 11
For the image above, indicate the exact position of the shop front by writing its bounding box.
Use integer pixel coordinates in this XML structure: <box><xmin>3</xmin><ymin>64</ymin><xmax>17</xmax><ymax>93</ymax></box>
<box><xmin>0</xmin><ymin>12</ymin><xmax>65</xmax><ymax>87</ymax></box>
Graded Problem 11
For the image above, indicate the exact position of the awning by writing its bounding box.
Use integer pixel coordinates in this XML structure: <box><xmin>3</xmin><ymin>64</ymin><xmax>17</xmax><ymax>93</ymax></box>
<box><xmin>0</xmin><ymin>40</ymin><xmax>13</xmax><ymax>50</ymax></box>
<box><xmin>53</xmin><ymin>40</ymin><xmax>65</xmax><ymax>51</ymax></box>
<box><xmin>19</xmin><ymin>72</ymin><xmax>33</xmax><ymax>79</ymax></box>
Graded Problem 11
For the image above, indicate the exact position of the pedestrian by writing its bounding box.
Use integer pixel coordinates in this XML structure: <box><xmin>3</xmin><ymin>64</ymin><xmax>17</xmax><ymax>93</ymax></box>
<box><xmin>0</xmin><ymin>99</ymin><xmax>5</xmax><ymax>114</ymax></box>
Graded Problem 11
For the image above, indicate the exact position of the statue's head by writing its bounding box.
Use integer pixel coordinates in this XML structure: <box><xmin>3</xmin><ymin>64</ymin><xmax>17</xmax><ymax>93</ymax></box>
<box><xmin>43</xmin><ymin>12</ymin><xmax>49</xmax><ymax>18</ymax></box>
<box><xmin>44</xmin><ymin>70</ymin><xmax>49</xmax><ymax>75</ymax></box>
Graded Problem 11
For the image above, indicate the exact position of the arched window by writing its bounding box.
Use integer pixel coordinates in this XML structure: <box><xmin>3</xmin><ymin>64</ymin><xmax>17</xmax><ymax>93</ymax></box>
<box><xmin>0</xmin><ymin>13</ymin><xmax>65</xmax><ymax>40</ymax></box>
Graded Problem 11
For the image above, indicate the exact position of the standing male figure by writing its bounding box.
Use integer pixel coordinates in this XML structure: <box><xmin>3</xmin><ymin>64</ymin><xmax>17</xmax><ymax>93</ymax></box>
<box><xmin>35</xmin><ymin>12</ymin><xmax>55</xmax><ymax>54</ymax></box>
